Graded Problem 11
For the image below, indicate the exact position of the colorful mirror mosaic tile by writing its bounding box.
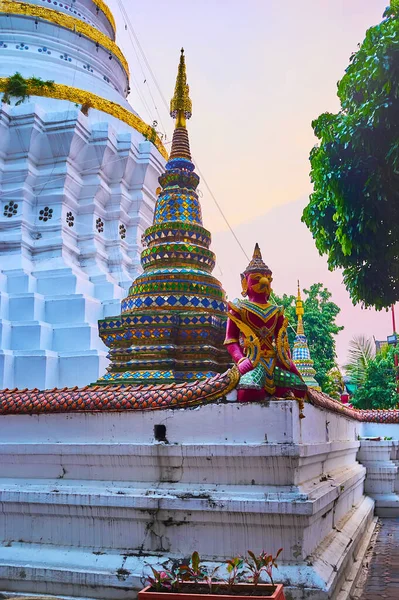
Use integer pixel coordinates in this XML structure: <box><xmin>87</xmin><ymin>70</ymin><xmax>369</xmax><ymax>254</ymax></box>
<box><xmin>97</xmin><ymin>50</ymin><xmax>231</xmax><ymax>385</ymax></box>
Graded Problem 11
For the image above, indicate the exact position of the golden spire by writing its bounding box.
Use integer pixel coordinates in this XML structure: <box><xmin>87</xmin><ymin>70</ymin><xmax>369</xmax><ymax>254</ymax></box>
<box><xmin>170</xmin><ymin>48</ymin><xmax>192</xmax><ymax>129</ymax></box>
<box><xmin>296</xmin><ymin>280</ymin><xmax>305</xmax><ymax>335</ymax></box>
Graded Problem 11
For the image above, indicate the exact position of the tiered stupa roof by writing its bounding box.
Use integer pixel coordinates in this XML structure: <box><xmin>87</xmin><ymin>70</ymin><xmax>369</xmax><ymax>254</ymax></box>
<box><xmin>292</xmin><ymin>282</ymin><xmax>321</xmax><ymax>391</ymax></box>
<box><xmin>0</xmin><ymin>0</ymin><xmax>166</xmax><ymax>156</ymax></box>
<box><xmin>97</xmin><ymin>50</ymin><xmax>231</xmax><ymax>385</ymax></box>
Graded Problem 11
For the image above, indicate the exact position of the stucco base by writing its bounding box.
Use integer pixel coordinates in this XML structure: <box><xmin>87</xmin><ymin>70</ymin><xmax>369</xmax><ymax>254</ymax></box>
<box><xmin>358</xmin><ymin>439</ymin><xmax>399</xmax><ymax>517</ymax></box>
<box><xmin>0</xmin><ymin>400</ymin><xmax>374</xmax><ymax>599</ymax></box>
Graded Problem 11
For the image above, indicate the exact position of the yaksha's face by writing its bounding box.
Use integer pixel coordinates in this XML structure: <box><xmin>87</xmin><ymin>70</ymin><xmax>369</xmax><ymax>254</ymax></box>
<box><xmin>246</xmin><ymin>272</ymin><xmax>273</xmax><ymax>297</ymax></box>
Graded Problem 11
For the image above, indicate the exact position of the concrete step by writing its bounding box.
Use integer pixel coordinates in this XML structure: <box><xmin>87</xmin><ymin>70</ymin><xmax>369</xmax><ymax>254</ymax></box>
<box><xmin>10</xmin><ymin>321</ymin><xmax>53</xmax><ymax>351</ymax></box>
<box><xmin>58</xmin><ymin>350</ymin><xmax>109</xmax><ymax>388</ymax></box>
<box><xmin>0</xmin><ymin>461</ymin><xmax>367</xmax><ymax>558</ymax></box>
<box><xmin>11</xmin><ymin>350</ymin><xmax>59</xmax><ymax>390</ymax></box>
<box><xmin>45</xmin><ymin>296</ymin><xmax>103</xmax><ymax>325</ymax></box>
<box><xmin>0</xmin><ymin>290</ymin><xmax>9</xmax><ymax>319</ymax></box>
<box><xmin>52</xmin><ymin>323</ymin><xmax>102</xmax><ymax>352</ymax></box>
<box><xmin>0</xmin><ymin>320</ymin><xmax>11</xmax><ymax>349</ymax></box>
<box><xmin>0</xmin><ymin>441</ymin><xmax>362</xmax><ymax>486</ymax></box>
<box><xmin>0</xmin><ymin>496</ymin><xmax>376</xmax><ymax>600</ymax></box>
<box><xmin>8</xmin><ymin>294</ymin><xmax>45</xmax><ymax>322</ymax></box>
<box><xmin>371</xmin><ymin>493</ymin><xmax>399</xmax><ymax>517</ymax></box>
<box><xmin>2</xmin><ymin>271</ymin><xmax>37</xmax><ymax>294</ymax></box>
<box><xmin>0</xmin><ymin>542</ymin><xmax>135</xmax><ymax>600</ymax></box>
<box><xmin>33</xmin><ymin>268</ymin><xmax>95</xmax><ymax>297</ymax></box>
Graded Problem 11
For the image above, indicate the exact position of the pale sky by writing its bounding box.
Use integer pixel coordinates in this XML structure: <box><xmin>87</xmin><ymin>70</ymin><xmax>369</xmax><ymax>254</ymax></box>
<box><xmin>108</xmin><ymin>0</ymin><xmax>393</xmax><ymax>364</ymax></box>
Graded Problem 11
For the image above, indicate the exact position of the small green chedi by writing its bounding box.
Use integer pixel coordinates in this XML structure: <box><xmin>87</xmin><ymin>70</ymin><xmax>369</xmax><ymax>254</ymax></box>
<box><xmin>97</xmin><ymin>50</ymin><xmax>231</xmax><ymax>385</ymax></box>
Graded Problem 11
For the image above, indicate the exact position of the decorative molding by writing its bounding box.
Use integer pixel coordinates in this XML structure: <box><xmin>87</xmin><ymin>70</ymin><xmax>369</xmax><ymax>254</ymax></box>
<box><xmin>0</xmin><ymin>79</ymin><xmax>168</xmax><ymax>159</ymax></box>
<box><xmin>0</xmin><ymin>1</ymin><xmax>127</xmax><ymax>76</ymax></box>
<box><xmin>3</xmin><ymin>200</ymin><xmax>18</xmax><ymax>217</ymax></box>
<box><xmin>37</xmin><ymin>0</ymin><xmax>98</xmax><ymax>30</ymax></box>
<box><xmin>90</xmin><ymin>0</ymin><xmax>116</xmax><ymax>35</ymax></box>
<box><xmin>96</xmin><ymin>217</ymin><xmax>104</xmax><ymax>233</ymax></box>
<box><xmin>38</xmin><ymin>206</ymin><xmax>53</xmax><ymax>221</ymax></box>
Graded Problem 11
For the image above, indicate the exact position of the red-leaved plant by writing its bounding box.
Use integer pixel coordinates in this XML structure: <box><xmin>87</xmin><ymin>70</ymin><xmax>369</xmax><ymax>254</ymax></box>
<box><xmin>147</xmin><ymin>566</ymin><xmax>179</xmax><ymax>592</ymax></box>
<box><xmin>246</xmin><ymin>549</ymin><xmax>283</xmax><ymax>587</ymax></box>
<box><xmin>145</xmin><ymin>549</ymin><xmax>283</xmax><ymax>593</ymax></box>
<box><xmin>179</xmin><ymin>551</ymin><xmax>206</xmax><ymax>583</ymax></box>
<box><xmin>225</xmin><ymin>557</ymin><xmax>244</xmax><ymax>591</ymax></box>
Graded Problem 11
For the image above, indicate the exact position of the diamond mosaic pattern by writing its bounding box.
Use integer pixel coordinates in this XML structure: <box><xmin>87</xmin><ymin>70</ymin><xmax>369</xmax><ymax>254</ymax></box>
<box><xmin>121</xmin><ymin>296</ymin><xmax>225</xmax><ymax>313</ymax></box>
<box><xmin>293</xmin><ymin>347</ymin><xmax>310</xmax><ymax>360</ymax></box>
<box><xmin>154</xmin><ymin>192</ymin><xmax>203</xmax><ymax>225</ymax></box>
<box><xmin>101</xmin><ymin>370</ymin><xmax>215</xmax><ymax>381</ymax></box>
<box><xmin>97</xmin><ymin>109</ymin><xmax>231</xmax><ymax>385</ymax></box>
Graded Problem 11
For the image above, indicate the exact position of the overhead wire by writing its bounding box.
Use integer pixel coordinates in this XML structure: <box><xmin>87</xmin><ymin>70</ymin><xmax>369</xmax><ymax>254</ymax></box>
<box><xmin>113</xmin><ymin>3</ymin><xmax>250</xmax><ymax>263</ymax></box>
<box><xmin>113</xmin><ymin>3</ymin><xmax>300</xmax><ymax>333</ymax></box>
<box><xmin>118</xmin><ymin>4</ymin><xmax>167</xmax><ymax>113</ymax></box>
<box><xmin>116</xmin><ymin>0</ymin><xmax>168</xmax><ymax>140</ymax></box>
<box><xmin>108</xmin><ymin>10</ymin><xmax>155</xmax><ymax>125</ymax></box>
<box><xmin>4</xmin><ymin>3</ymin><xmax>299</xmax><ymax>332</ymax></box>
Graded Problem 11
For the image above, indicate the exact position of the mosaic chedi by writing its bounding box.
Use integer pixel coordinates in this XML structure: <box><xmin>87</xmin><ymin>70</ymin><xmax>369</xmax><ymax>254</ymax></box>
<box><xmin>97</xmin><ymin>50</ymin><xmax>231</xmax><ymax>385</ymax></box>
<box><xmin>292</xmin><ymin>282</ymin><xmax>321</xmax><ymax>391</ymax></box>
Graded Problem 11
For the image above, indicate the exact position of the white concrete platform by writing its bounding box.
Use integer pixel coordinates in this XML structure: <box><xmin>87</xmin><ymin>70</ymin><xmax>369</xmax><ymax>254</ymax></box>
<box><xmin>0</xmin><ymin>400</ymin><xmax>374</xmax><ymax>599</ymax></box>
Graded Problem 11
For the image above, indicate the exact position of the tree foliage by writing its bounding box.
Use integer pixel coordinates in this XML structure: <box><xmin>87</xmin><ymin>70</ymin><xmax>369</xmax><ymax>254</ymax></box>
<box><xmin>344</xmin><ymin>335</ymin><xmax>376</xmax><ymax>388</ymax></box>
<box><xmin>351</xmin><ymin>345</ymin><xmax>399</xmax><ymax>409</ymax></box>
<box><xmin>273</xmin><ymin>283</ymin><xmax>343</xmax><ymax>391</ymax></box>
<box><xmin>302</xmin><ymin>4</ymin><xmax>399</xmax><ymax>309</ymax></box>
<box><xmin>324</xmin><ymin>366</ymin><xmax>345</xmax><ymax>401</ymax></box>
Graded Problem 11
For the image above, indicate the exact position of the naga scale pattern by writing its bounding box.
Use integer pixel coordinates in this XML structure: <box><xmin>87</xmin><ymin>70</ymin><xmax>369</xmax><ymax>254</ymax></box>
<box><xmin>0</xmin><ymin>378</ymin><xmax>398</xmax><ymax>423</ymax></box>
<box><xmin>0</xmin><ymin>368</ymin><xmax>240</xmax><ymax>415</ymax></box>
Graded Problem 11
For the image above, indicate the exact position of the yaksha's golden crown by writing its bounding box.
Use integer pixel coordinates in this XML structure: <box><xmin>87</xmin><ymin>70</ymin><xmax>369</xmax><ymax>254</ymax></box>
<box><xmin>243</xmin><ymin>243</ymin><xmax>272</xmax><ymax>276</ymax></box>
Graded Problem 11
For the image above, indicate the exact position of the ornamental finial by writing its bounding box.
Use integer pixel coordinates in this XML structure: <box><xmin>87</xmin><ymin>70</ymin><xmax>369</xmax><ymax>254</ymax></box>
<box><xmin>253</xmin><ymin>243</ymin><xmax>262</xmax><ymax>259</ymax></box>
<box><xmin>243</xmin><ymin>243</ymin><xmax>272</xmax><ymax>276</ymax></box>
<box><xmin>170</xmin><ymin>48</ymin><xmax>192</xmax><ymax>129</ymax></box>
<box><xmin>296</xmin><ymin>280</ymin><xmax>305</xmax><ymax>335</ymax></box>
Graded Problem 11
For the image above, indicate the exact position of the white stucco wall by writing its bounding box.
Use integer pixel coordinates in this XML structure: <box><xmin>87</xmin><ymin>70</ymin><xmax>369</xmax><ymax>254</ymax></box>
<box><xmin>0</xmin><ymin>399</ymin><xmax>375</xmax><ymax>599</ymax></box>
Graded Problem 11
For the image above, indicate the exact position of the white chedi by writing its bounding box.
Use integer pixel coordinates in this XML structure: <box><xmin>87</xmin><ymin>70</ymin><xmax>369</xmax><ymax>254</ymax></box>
<box><xmin>0</xmin><ymin>0</ymin><xmax>165</xmax><ymax>389</ymax></box>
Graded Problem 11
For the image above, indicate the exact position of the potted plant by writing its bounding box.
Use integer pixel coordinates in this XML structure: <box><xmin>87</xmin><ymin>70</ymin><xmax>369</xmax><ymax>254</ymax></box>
<box><xmin>139</xmin><ymin>549</ymin><xmax>285</xmax><ymax>600</ymax></box>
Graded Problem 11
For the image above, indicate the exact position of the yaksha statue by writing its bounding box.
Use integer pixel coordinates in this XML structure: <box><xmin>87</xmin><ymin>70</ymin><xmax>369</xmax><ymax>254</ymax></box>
<box><xmin>224</xmin><ymin>244</ymin><xmax>307</xmax><ymax>403</ymax></box>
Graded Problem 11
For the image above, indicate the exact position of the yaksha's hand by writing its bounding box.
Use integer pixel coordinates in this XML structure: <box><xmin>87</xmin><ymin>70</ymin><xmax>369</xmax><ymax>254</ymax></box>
<box><xmin>237</xmin><ymin>357</ymin><xmax>254</xmax><ymax>375</ymax></box>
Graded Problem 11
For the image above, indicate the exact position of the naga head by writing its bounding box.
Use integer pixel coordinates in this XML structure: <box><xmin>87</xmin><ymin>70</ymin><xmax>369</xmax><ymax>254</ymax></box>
<box><xmin>241</xmin><ymin>244</ymin><xmax>273</xmax><ymax>300</ymax></box>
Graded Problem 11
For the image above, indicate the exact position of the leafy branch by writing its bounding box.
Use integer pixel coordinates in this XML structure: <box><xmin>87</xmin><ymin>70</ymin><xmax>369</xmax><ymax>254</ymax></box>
<box><xmin>1</xmin><ymin>73</ymin><xmax>55</xmax><ymax>106</ymax></box>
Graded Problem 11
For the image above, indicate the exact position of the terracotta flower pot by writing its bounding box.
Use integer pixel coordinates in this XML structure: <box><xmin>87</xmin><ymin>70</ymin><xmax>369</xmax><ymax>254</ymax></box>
<box><xmin>139</xmin><ymin>582</ymin><xmax>285</xmax><ymax>600</ymax></box>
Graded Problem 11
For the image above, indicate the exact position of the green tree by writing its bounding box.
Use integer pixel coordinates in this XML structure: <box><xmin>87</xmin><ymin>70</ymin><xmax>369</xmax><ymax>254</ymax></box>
<box><xmin>324</xmin><ymin>366</ymin><xmax>345</xmax><ymax>401</ymax></box>
<box><xmin>273</xmin><ymin>283</ymin><xmax>343</xmax><ymax>391</ymax></box>
<box><xmin>302</xmin><ymin>3</ymin><xmax>399</xmax><ymax>310</ymax></box>
<box><xmin>351</xmin><ymin>345</ymin><xmax>399</xmax><ymax>409</ymax></box>
<box><xmin>344</xmin><ymin>335</ymin><xmax>375</xmax><ymax>388</ymax></box>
